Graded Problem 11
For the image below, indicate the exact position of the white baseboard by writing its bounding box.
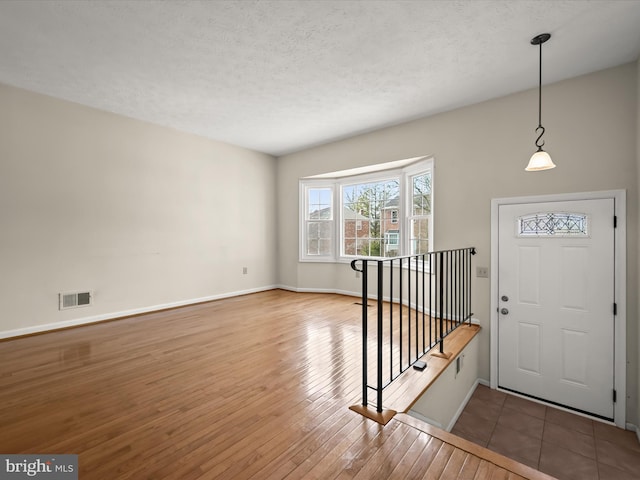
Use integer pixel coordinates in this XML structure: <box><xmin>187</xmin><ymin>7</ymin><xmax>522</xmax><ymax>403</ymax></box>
<box><xmin>407</xmin><ymin>410</ymin><xmax>444</xmax><ymax>430</ymax></box>
<box><xmin>275</xmin><ymin>285</ymin><xmax>481</xmax><ymax>325</ymax></box>
<box><xmin>445</xmin><ymin>378</ymin><xmax>481</xmax><ymax>432</ymax></box>
<box><xmin>625</xmin><ymin>422</ymin><xmax>640</xmax><ymax>442</ymax></box>
<box><xmin>0</xmin><ymin>285</ymin><xmax>278</xmax><ymax>340</ymax></box>
<box><xmin>276</xmin><ymin>285</ymin><xmax>361</xmax><ymax>298</ymax></box>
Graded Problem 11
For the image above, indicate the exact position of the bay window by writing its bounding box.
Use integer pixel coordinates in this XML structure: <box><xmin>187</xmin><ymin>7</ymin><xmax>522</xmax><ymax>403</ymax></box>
<box><xmin>300</xmin><ymin>157</ymin><xmax>432</xmax><ymax>261</ymax></box>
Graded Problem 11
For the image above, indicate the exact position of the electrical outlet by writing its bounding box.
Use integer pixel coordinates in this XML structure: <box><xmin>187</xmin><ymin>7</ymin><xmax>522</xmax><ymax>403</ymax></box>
<box><xmin>355</xmin><ymin>271</ymin><xmax>360</xmax><ymax>278</ymax></box>
<box><xmin>242</xmin><ymin>267</ymin><xmax>248</xmax><ymax>275</ymax></box>
<box><xmin>476</xmin><ymin>266</ymin><xmax>489</xmax><ymax>278</ymax></box>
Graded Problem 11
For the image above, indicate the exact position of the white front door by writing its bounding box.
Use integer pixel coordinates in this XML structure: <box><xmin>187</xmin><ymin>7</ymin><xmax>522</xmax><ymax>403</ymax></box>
<box><xmin>497</xmin><ymin>198</ymin><xmax>615</xmax><ymax>419</ymax></box>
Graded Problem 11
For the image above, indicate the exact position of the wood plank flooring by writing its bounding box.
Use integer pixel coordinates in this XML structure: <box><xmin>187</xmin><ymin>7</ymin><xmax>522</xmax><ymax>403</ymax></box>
<box><xmin>0</xmin><ymin>289</ymin><xmax>554</xmax><ymax>479</ymax></box>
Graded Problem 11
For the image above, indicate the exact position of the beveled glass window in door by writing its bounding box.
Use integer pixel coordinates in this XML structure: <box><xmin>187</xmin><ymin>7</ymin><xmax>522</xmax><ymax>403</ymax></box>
<box><xmin>518</xmin><ymin>212</ymin><xmax>588</xmax><ymax>237</ymax></box>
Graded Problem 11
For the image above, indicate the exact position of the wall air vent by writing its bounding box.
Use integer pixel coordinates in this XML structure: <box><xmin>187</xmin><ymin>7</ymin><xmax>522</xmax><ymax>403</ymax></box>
<box><xmin>59</xmin><ymin>291</ymin><xmax>92</xmax><ymax>310</ymax></box>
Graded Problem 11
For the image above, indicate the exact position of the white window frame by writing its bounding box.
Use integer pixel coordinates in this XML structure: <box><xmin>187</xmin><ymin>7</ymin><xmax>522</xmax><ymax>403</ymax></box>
<box><xmin>405</xmin><ymin>162</ymin><xmax>434</xmax><ymax>257</ymax></box>
<box><xmin>299</xmin><ymin>181</ymin><xmax>336</xmax><ymax>262</ymax></box>
<box><xmin>299</xmin><ymin>157</ymin><xmax>433</xmax><ymax>263</ymax></box>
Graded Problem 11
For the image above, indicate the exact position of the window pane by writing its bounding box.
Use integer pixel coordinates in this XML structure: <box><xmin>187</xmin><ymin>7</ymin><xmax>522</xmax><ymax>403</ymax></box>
<box><xmin>357</xmin><ymin>239</ymin><xmax>372</xmax><ymax>257</ymax></box>
<box><xmin>308</xmin><ymin>188</ymin><xmax>332</xmax><ymax>220</ymax></box>
<box><xmin>344</xmin><ymin>238</ymin><xmax>357</xmax><ymax>256</ymax></box>
<box><xmin>343</xmin><ymin>179</ymin><xmax>399</xmax><ymax>258</ymax></box>
<box><xmin>318</xmin><ymin>239</ymin><xmax>332</xmax><ymax>255</ymax></box>
<box><xmin>307</xmin><ymin>238</ymin><xmax>319</xmax><ymax>255</ymax></box>
<box><xmin>384</xmin><ymin>230</ymin><xmax>399</xmax><ymax>257</ymax></box>
<box><xmin>518</xmin><ymin>212</ymin><xmax>588</xmax><ymax>237</ymax></box>
<box><xmin>412</xmin><ymin>173</ymin><xmax>431</xmax><ymax>215</ymax></box>
<box><xmin>411</xmin><ymin>217</ymin><xmax>429</xmax><ymax>255</ymax></box>
<box><xmin>306</xmin><ymin>221</ymin><xmax>331</xmax><ymax>256</ymax></box>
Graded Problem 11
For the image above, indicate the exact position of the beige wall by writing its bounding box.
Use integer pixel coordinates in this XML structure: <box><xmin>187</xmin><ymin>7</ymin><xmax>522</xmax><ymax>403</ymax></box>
<box><xmin>0</xmin><ymin>83</ymin><xmax>277</xmax><ymax>336</ymax></box>
<box><xmin>278</xmin><ymin>63</ymin><xmax>639</xmax><ymax>425</ymax></box>
<box><xmin>410</xmin><ymin>335</ymin><xmax>480</xmax><ymax>431</ymax></box>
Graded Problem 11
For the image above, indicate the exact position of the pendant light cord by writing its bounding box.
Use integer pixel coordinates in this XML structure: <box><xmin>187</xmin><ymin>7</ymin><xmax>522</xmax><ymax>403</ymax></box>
<box><xmin>534</xmin><ymin>39</ymin><xmax>545</xmax><ymax>150</ymax></box>
<box><xmin>538</xmin><ymin>41</ymin><xmax>542</xmax><ymax>128</ymax></box>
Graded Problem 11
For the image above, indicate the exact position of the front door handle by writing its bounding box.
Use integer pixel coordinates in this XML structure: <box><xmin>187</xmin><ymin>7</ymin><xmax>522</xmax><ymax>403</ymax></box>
<box><xmin>500</xmin><ymin>308</ymin><xmax>509</xmax><ymax>315</ymax></box>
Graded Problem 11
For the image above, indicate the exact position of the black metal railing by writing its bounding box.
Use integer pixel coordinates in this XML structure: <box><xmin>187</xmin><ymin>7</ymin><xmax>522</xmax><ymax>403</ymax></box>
<box><xmin>350</xmin><ymin>247</ymin><xmax>476</xmax><ymax>413</ymax></box>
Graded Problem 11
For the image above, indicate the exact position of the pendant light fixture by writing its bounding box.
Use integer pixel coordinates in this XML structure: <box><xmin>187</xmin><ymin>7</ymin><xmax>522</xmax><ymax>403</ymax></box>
<box><xmin>525</xmin><ymin>33</ymin><xmax>556</xmax><ymax>171</ymax></box>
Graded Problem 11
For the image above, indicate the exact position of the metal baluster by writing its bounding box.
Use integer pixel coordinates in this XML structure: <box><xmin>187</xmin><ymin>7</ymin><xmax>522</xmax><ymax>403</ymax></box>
<box><xmin>422</xmin><ymin>254</ymin><xmax>426</xmax><ymax>355</ymax></box>
<box><xmin>438</xmin><ymin>251</ymin><xmax>444</xmax><ymax>354</ymax></box>
<box><xmin>414</xmin><ymin>255</ymin><xmax>419</xmax><ymax>361</ymax></box>
<box><xmin>377</xmin><ymin>260</ymin><xmax>383</xmax><ymax>412</ymax></box>
<box><xmin>389</xmin><ymin>258</ymin><xmax>394</xmax><ymax>384</ymax></box>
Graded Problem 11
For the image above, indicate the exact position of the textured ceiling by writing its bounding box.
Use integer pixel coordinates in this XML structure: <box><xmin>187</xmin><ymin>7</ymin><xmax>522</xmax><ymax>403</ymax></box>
<box><xmin>1</xmin><ymin>0</ymin><xmax>640</xmax><ymax>156</ymax></box>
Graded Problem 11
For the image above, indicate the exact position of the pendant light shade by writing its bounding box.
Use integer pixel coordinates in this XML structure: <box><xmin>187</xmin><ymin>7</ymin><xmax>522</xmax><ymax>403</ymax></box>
<box><xmin>526</xmin><ymin>149</ymin><xmax>556</xmax><ymax>171</ymax></box>
<box><xmin>525</xmin><ymin>33</ymin><xmax>556</xmax><ymax>172</ymax></box>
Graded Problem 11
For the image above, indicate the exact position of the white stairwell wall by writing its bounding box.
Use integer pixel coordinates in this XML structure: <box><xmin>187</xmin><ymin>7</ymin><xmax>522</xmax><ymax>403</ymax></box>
<box><xmin>409</xmin><ymin>333</ymin><xmax>481</xmax><ymax>431</ymax></box>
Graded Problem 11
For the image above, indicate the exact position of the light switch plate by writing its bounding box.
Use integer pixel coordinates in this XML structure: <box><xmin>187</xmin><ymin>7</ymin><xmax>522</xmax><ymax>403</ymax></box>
<box><xmin>476</xmin><ymin>266</ymin><xmax>489</xmax><ymax>278</ymax></box>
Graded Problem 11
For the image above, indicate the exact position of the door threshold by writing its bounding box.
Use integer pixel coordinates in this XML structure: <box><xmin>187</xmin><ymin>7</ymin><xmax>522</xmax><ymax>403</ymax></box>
<box><xmin>496</xmin><ymin>385</ymin><xmax>614</xmax><ymax>424</ymax></box>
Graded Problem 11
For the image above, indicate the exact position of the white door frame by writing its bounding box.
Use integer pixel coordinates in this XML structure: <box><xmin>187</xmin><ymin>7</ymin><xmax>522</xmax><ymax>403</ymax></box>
<box><xmin>490</xmin><ymin>190</ymin><xmax>626</xmax><ymax>427</ymax></box>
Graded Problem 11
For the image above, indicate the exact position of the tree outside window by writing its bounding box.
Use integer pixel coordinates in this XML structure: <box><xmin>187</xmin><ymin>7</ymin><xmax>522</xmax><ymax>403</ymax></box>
<box><xmin>343</xmin><ymin>179</ymin><xmax>399</xmax><ymax>257</ymax></box>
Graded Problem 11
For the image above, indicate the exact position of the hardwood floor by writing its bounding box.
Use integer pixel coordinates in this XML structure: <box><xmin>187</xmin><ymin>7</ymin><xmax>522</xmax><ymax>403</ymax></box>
<box><xmin>0</xmin><ymin>290</ymin><xmax>553</xmax><ymax>479</ymax></box>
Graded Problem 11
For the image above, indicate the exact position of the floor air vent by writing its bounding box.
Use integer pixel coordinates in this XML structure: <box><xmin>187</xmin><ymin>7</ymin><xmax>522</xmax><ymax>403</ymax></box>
<box><xmin>59</xmin><ymin>291</ymin><xmax>92</xmax><ymax>310</ymax></box>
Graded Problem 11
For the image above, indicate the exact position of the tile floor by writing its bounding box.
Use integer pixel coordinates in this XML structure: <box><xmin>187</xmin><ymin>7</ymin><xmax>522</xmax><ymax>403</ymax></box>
<box><xmin>451</xmin><ymin>385</ymin><xmax>640</xmax><ymax>480</ymax></box>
